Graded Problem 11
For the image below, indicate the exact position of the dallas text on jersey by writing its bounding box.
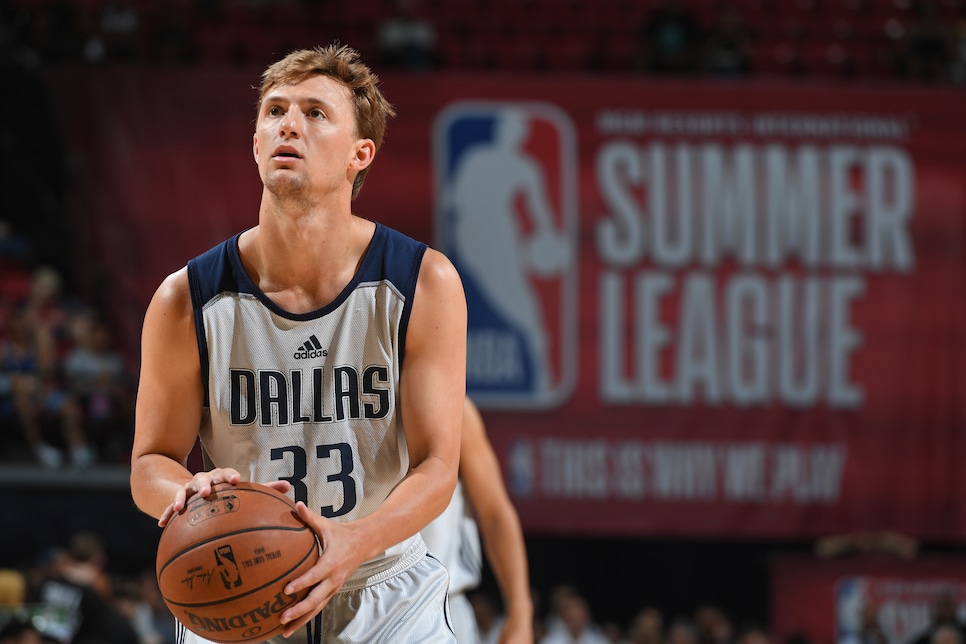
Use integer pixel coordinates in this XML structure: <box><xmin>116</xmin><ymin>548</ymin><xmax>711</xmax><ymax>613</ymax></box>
<box><xmin>228</xmin><ymin>365</ymin><xmax>391</xmax><ymax>425</ymax></box>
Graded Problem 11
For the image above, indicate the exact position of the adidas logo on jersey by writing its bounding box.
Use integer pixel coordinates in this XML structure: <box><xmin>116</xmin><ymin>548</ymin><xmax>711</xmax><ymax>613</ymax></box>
<box><xmin>294</xmin><ymin>334</ymin><xmax>328</xmax><ymax>360</ymax></box>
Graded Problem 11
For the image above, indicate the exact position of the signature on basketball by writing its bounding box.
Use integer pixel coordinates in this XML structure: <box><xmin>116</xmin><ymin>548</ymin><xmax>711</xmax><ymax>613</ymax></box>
<box><xmin>180</xmin><ymin>568</ymin><xmax>215</xmax><ymax>590</ymax></box>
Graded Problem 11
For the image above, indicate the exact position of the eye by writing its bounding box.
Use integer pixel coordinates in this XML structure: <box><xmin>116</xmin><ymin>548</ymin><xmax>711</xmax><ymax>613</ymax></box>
<box><xmin>308</xmin><ymin>108</ymin><xmax>325</xmax><ymax>120</ymax></box>
<box><xmin>267</xmin><ymin>105</ymin><xmax>283</xmax><ymax>117</ymax></box>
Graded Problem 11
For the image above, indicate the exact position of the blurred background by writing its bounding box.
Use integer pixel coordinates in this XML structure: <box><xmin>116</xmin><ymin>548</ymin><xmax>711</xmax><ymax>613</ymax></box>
<box><xmin>1</xmin><ymin>0</ymin><xmax>966</xmax><ymax>642</ymax></box>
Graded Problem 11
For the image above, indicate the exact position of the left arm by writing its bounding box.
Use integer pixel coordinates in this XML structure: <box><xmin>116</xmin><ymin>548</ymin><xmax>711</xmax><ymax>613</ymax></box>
<box><xmin>461</xmin><ymin>397</ymin><xmax>534</xmax><ymax>644</ymax></box>
<box><xmin>281</xmin><ymin>248</ymin><xmax>467</xmax><ymax>635</ymax></box>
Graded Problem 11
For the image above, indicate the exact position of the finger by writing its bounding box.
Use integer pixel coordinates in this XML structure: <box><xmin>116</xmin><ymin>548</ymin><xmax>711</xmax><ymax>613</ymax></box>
<box><xmin>283</xmin><ymin>541</ymin><xmax>327</xmax><ymax>597</ymax></box>
<box><xmin>221</xmin><ymin>469</ymin><xmax>242</xmax><ymax>485</ymax></box>
<box><xmin>158</xmin><ymin>505</ymin><xmax>175</xmax><ymax>528</ymax></box>
<box><xmin>295</xmin><ymin>501</ymin><xmax>326</xmax><ymax>533</ymax></box>
<box><xmin>264</xmin><ymin>479</ymin><xmax>291</xmax><ymax>495</ymax></box>
<box><xmin>280</xmin><ymin>582</ymin><xmax>335</xmax><ymax>638</ymax></box>
<box><xmin>197</xmin><ymin>469</ymin><xmax>241</xmax><ymax>496</ymax></box>
<box><xmin>170</xmin><ymin>487</ymin><xmax>189</xmax><ymax>513</ymax></box>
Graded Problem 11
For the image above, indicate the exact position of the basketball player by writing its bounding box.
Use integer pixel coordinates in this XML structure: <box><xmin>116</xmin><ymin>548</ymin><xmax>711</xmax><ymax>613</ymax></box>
<box><xmin>422</xmin><ymin>397</ymin><xmax>534</xmax><ymax>644</ymax></box>
<box><xmin>129</xmin><ymin>44</ymin><xmax>466</xmax><ymax>642</ymax></box>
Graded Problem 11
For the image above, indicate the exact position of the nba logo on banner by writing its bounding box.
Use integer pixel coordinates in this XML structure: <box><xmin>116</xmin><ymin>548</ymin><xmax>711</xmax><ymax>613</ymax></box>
<box><xmin>434</xmin><ymin>101</ymin><xmax>577</xmax><ymax>408</ymax></box>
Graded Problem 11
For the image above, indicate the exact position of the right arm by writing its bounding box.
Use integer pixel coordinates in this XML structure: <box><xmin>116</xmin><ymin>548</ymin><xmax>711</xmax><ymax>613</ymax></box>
<box><xmin>461</xmin><ymin>397</ymin><xmax>534</xmax><ymax>644</ymax></box>
<box><xmin>129</xmin><ymin>268</ymin><xmax>247</xmax><ymax>524</ymax></box>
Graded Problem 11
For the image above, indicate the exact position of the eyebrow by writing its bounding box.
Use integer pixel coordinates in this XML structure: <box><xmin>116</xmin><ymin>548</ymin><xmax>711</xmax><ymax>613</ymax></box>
<box><xmin>263</xmin><ymin>94</ymin><xmax>334</xmax><ymax>110</ymax></box>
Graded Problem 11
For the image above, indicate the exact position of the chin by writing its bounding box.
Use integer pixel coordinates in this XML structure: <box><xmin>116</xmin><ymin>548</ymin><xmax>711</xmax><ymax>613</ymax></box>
<box><xmin>265</xmin><ymin>173</ymin><xmax>307</xmax><ymax>197</ymax></box>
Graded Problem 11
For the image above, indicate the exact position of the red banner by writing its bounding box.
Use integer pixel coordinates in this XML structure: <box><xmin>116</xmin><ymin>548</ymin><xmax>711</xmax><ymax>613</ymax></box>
<box><xmin>771</xmin><ymin>555</ymin><xmax>966</xmax><ymax>644</ymax></box>
<box><xmin>47</xmin><ymin>68</ymin><xmax>966</xmax><ymax>540</ymax></box>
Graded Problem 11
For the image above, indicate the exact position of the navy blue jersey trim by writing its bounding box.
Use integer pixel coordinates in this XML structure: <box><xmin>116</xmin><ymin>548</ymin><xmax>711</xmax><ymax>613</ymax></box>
<box><xmin>397</xmin><ymin>242</ymin><xmax>427</xmax><ymax>368</ymax></box>
<box><xmin>186</xmin><ymin>259</ymin><xmax>211</xmax><ymax>408</ymax></box>
<box><xmin>223</xmin><ymin>223</ymin><xmax>428</xmax><ymax>322</ymax></box>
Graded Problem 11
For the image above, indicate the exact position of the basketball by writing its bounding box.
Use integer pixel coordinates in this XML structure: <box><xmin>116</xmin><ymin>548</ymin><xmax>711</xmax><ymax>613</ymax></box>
<box><xmin>156</xmin><ymin>481</ymin><xmax>320</xmax><ymax>643</ymax></box>
<box><xmin>527</xmin><ymin>231</ymin><xmax>571</xmax><ymax>276</ymax></box>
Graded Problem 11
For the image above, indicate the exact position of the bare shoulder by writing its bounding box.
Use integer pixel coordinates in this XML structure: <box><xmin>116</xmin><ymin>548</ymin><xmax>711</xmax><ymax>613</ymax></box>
<box><xmin>412</xmin><ymin>248</ymin><xmax>466</xmax><ymax>324</ymax></box>
<box><xmin>417</xmin><ymin>247</ymin><xmax>463</xmax><ymax>290</ymax></box>
<box><xmin>148</xmin><ymin>267</ymin><xmax>192</xmax><ymax>316</ymax></box>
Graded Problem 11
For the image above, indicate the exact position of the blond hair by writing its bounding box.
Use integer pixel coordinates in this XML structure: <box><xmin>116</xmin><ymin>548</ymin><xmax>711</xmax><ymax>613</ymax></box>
<box><xmin>257</xmin><ymin>44</ymin><xmax>396</xmax><ymax>199</ymax></box>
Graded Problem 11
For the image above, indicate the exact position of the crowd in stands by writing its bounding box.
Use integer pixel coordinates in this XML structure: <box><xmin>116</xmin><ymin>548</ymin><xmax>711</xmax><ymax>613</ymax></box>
<box><xmin>0</xmin><ymin>249</ymin><xmax>136</xmax><ymax>470</ymax></box>
<box><xmin>3</xmin><ymin>0</ymin><xmax>966</xmax><ymax>82</ymax></box>
<box><xmin>0</xmin><ymin>525</ymin><xmax>831</xmax><ymax>644</ymax></box>
<box><xmin>0</xmin><ymin>530</ymin><xmax>175</xmax><ymax>644</ymax></box>
<box><xmin>1</xmin><ymin>528</ymin><xmax>965</xmax><ymax>644</ymax></box>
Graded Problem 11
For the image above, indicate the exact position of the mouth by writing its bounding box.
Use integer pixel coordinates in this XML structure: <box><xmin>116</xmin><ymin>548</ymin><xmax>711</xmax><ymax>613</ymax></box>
<box><xmin>271</xmin><ymin>146</ymin><xmax>302</xmax><ymax>161</ymax></box>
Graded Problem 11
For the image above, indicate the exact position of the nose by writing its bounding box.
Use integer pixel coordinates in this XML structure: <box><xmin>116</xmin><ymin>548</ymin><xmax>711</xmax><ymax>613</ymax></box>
<box><xmin>279</xmin><ymin>110</ymin><xmax>301</xmax><ymax>139</ymax></box>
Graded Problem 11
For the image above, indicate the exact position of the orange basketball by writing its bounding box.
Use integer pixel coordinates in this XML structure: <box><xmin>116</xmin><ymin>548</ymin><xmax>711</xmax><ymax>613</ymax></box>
<box><xmin>156</xmin><ymin>481</ymin><xmax>319</xmax><ymax>643</ymax></box>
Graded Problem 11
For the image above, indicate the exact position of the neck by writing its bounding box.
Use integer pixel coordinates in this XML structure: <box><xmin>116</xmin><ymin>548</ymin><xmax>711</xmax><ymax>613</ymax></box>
<box><xmin>239</xmin><ymin>201</ymin><xmax>374</xmax><ymax>313</ymax></box>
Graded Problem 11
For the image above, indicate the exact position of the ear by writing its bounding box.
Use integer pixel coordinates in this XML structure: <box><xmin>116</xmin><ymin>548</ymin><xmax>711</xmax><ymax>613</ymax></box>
<box><xmin>350</xmin><ymin>139</ymin><xmax>376</xmax><ymax>171</ymax></box>
<box><xmin>253</xmin><ymin>133</ymin><xmax>259</xmax><ymax>163</ymax></box>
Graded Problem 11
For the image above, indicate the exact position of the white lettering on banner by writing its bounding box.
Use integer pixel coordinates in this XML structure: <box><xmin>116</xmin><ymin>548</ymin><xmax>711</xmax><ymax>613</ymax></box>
<box><xmin>532</xmin><ymin>438</ymin><xmax>846</xmax><ymax>503</ymax></box>
<box><xmin>600</xmin><ymin>270</ymin><xmax>864</xmax><ymax>407</ymax></box>
<box><xmin>593</xmin><ymin>137</ymin><xmax>914</xmax><ymax>408</ymax></box>
<box><xmin>466</xmin><ymin>329</ymin><xmax>525</xmax><ymax>385</ymax></box>
<box><xmin>595</xmin><ymin>110</ymin><xmax>910</xmax><ymax>140</ymax></box>
<box><xmin>595</xmin><ymin>142</ymin><xmax>914</xmax><ymax>269</ymax></box>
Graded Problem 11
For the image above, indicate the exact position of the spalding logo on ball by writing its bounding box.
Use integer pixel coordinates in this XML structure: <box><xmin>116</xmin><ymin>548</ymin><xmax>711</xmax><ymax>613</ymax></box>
<box><xmin>156</xmin><ymin>482</ymin><xmax>320</xmax><ymax>644</ymax></box>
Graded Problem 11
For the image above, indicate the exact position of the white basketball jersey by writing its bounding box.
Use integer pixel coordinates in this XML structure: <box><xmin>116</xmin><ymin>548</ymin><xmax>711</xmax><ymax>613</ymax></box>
<box><xmin>187</xmin><ymin>223</ymin><xmax>427</xmax><ymax>580</ymax></box>
<box><xmin>421</xmin><ymin>479</ymin><xmax>483</xmax><ymax>596</ymax></box>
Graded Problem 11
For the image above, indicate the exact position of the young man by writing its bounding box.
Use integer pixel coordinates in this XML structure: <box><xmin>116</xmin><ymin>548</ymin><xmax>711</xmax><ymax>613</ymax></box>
<box><xmin>422</xmin><ymin>397</ymin><xmax>534</xmax><ymax>644</ymax></box>
<box><xmin>130</xmin><ymin>44</ymin><xmax>467</xmax><ymax>642</ymax></box>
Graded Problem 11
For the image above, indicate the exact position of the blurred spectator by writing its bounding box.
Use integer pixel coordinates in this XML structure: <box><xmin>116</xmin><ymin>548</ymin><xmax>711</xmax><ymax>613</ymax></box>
<box><xmin>0</xmin><ymin>616</ymin><xmax>53</xmax><ymax>644</ymax></box>
<box><xmin>61</xmin><ymin>531</ymin><xmax>114</xmax><ymax>601</ymax></box>
<box><xmin>62</xmin><ymin>311</ymin><xmax>135</xmax><ymax>464</ymax></box>
<box><xmin>909</xmin><ymin>590</ymin><xmax>966</xmax><ymax>644</ymax></box>
<box><xmin>696</xmin><ymin>605</ymin><xmax>735</xmax><ymax>644</ymax></box>
<box><xmin>626</xmin><ymin>606</ymin><xmax>664</xmax><ymax>644</ymax></box>
<box><xmin>602</xmin><ymin>620</ymin><xmax>625</xmax><ymax>642</ymax></box>
<box><xmin>893</xmin><ymin>0</ymin><xmax>956</xmax><ymax>82</ymax></box>
<box><xmin>703</xmin><ymin>2</ymin><xmax>755</xmax><ymax>77</ymax></box>
<box><xmin>932</xmin><ymin>624</ymin><xmax>964</xmax><ymax>644</ymax></box>
<box><xmin>113</xmin><ymin>571</ymin><xmax>176</xmax><ymax>644</ymax></box>
<box><xmin>736</xmin><ymin>624</ymin><xmax>772</xmax><ymax>644</ymax></box>
<box><xmin>0</xmin><ymin>304</ymin><xmax>91</xmax><ymax>468</ymax></box>
<box><xmin>540</xmin><ymin>586</ymin><xmax>610</xmax><ymax>644</ymax></box>
<box><xmin>34</xmin><ymin>533</ymin><xmax>140</xmax><ymax>644</ymax></box>
<box><xmin>638</xmin><ymin>0</ymin><xmax>704</xmax><ymax>75</ymax></box>
<box><xmin>23</xmin><ymin>267</ymin><xmax>72</xmax><ymax>367</ymax></box>
<box><xmin>376</xmin><ymin>0</ymin><xmax>439</xmax><ymax>70</ymax></box>
<box><xmin>852</xmin><ymin>602</ymin><xmax>888</xmax><ymax>644</ymax></box>
<box><xmin>668</xmin><ymin>618</ymin><xmax>700</xmax><ymax>644</ymax></box>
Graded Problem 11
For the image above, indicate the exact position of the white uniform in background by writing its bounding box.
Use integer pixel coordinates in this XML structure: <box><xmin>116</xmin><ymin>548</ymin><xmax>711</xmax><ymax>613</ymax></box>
<box><xmin>423</xmin><ymin>479</ymin><xmax>484</xmax><ymax>644</ymax></box>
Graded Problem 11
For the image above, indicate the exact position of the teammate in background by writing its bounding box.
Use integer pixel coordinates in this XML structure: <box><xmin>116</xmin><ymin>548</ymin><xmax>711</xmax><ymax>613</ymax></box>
<box><xmin>130</xmin><ymin>43</ymin><xmax>467</xmax><ymax>643</ymax></box>
<box><xmin>422</xmin><ymin>397</ymin><xmax>534</xmax><ymax>644</ymax></box>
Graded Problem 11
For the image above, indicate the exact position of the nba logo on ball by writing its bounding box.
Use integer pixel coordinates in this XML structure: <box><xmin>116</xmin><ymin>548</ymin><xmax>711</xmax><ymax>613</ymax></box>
<box><xmin>434</xmin><ymin>101</ymin><xmax>577</xmax><ymax>408</ymax></box>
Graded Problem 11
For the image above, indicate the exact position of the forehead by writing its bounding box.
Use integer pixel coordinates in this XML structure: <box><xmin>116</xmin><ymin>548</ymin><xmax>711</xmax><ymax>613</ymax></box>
<box><xmin>261</xmin><ymin>74</ymin><xmax>353</xmax><ymax>110</ymax></box>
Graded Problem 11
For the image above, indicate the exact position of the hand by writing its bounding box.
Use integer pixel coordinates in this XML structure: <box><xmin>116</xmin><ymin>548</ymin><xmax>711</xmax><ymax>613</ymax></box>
<box><xmin>499</xmin><ymin>609</ymin><xmax>535</xmax><ymax>644</ymax></box>
<box><xmin>157</xmin><ymin>468</ymin><xmax>242</xmax><ymax>527</ymax></box>
<box><xmin>278</xmin><ymin>502</ymin><xmax>368</xmax><ymax>637</ymax></box>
